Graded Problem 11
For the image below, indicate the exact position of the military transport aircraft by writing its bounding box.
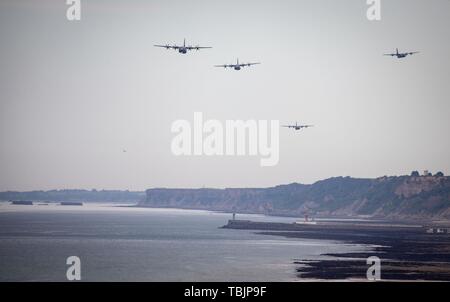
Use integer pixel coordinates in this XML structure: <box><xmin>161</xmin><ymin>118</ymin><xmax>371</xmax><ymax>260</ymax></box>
<box><xmin>214</xmin><ymin>58</ymin><xmax>260</xmax><ymax>70</ymax></box>
<box><xmin>282</xmin><ymin>123</ymin><xmax>313</xmax><ymax>131</ymax></box>
<box><xmin>154</xmin><ymin>39</ymin><xmax>212</xmax><ymax>54</ymax></box>
<box><xmin>384</xmin><ymin>48</ymin><xmax>419</xmax><ymax>59</ymax></box>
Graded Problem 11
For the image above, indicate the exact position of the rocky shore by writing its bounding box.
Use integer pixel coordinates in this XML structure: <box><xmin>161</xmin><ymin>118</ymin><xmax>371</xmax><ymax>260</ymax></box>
<box><xmin>222</xmin><ymin>220</ymin><xmax>450</xmax><ymax>281</ymax></box>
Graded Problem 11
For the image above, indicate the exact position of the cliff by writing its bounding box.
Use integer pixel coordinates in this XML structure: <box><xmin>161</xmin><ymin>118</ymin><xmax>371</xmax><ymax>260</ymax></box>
<box><xmin>142</xmin><ymin>175</ymin><xmax>450</xmax><ymax>220</ymax></box>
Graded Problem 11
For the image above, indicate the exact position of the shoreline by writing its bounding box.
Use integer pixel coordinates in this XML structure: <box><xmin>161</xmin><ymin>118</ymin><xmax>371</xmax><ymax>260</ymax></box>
<box><xmin>222</xmin><ymin>220</ymin><xmax>450</xmax><ymax>281</ymax></box>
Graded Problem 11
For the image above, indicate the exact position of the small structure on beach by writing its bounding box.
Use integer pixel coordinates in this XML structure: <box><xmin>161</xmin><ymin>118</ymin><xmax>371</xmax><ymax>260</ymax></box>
<box><xmin>10</xmin><ymin>200</ymin><xmax>33</xmax><ymax>205</ymax></box>
<box><xmin>294</xmin><ymin>212</ymin><xmax>317</xmax><ymax>225</ymax></box>
<box><xmin>426</xmin><ymin>227</ymin><xmax>450</xmax><ymax>234</ymax></box>
<box><xmin>60</xmin><ymin>202</ymin><xmax>83</xmax><ymax>206</ymax></box>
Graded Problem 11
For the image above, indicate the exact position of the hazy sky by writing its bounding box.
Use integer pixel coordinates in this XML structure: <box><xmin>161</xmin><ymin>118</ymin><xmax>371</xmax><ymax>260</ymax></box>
<box><xmin>0</xmin><ymin>0</ymin><xmax>449</xmax><ymax>191</ymax></box>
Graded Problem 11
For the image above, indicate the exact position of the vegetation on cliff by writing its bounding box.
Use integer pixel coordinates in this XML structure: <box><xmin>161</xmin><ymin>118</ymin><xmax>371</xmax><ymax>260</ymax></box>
<box><xmin>143</xmin><ymin>175</ymin><xmax>450</xmax><ymax>220</ymax></box>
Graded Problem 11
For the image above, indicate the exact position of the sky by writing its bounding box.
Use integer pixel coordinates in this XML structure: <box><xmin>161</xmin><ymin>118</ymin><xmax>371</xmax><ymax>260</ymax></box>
<box><xmin>0</xmin><ymin>0</ymin><xmax>449</xmax><ymax>191</ymax></box>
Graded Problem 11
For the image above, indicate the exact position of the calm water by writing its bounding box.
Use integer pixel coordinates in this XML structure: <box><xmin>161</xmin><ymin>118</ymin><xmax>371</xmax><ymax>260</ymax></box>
<box><xmin>0</xmin><ymin>203</ymin><xmax>368</xmax><ymax>281</ymax></box>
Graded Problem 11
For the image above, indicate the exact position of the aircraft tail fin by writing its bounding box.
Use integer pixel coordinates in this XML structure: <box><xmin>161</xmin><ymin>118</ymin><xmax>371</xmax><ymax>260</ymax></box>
<box><xmin>396</xmin><ymin>48</ymin><xmax>399</xmax><ymax>55</ymax></box>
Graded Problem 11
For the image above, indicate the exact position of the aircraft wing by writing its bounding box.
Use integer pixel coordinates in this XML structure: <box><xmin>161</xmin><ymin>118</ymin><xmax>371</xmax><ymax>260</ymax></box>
<box><xmin>383</xmin><ymin>53</ymin><xmax>396</xmax><ymax>56</ymax></box>
<box><xmin>214</xmin><ymin>64</ymin><xmax>233</xmax><ymax>68</ymax></box>
<box><xmin>407</xmin><ymin>51</ymin><xmax>419</xmax><ymax>55</ymax></box>
<box><xmin>187</xmin><ymin>46</ymin><xmax>212</xmax><ymax>50</ymax></box>
<box><xmin>244</xmin><ymin>62</ymin><xmax>261</xmax><ymax>66</ymax></box>
<box><xmin>282</xmin><ymin>125</ymin><xmax>294</xmax><ymax>128</ymax></box>
<box><xmin>154</xmin><ymin>44</ymin><xmax>180</xmax><ymax>50</ymax></box>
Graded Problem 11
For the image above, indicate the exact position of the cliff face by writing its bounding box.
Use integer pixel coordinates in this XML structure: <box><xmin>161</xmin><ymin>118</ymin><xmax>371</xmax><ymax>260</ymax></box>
<box><xmin>142</xmin><ymin>176</ymin><xmax>450</xmax><ymax>220</ymax></box>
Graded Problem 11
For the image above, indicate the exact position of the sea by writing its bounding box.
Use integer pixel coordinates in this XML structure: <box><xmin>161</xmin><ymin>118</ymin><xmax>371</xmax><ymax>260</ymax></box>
<box><xmin>0</xmin><ymin>202</ymin><xmax>370</xmax><ymax>281</ymax></box>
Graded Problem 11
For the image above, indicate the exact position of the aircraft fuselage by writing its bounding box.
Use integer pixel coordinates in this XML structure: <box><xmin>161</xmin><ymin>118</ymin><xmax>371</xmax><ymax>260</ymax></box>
<box><xmin>234</xmin><ymin>66</ymin><xmax>241</xmax><ymax>70</ymax></box>
<box><xmin>179</xmin><ymin>48</ymin><xmax>187</xmax><ymax>54</ymax></box>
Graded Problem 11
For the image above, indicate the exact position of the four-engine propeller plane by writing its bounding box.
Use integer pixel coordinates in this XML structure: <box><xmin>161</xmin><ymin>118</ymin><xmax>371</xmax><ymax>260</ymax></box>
<box><xmin>384</xmin><ymin>48</ymin><xmax>419</xmax><ymax>59</ymax></box>
<box><xmin>155</xmin><ymin>40</ymin><xmax>418</xmax><ymax>134</ymax></box>
<box><xmin>214</xmin><ymin>58</ymin><xmax>260</xmax><ymax>70</ymax></box>
<box><xmin>154</xmin><ymin>39</ymin><xmax>212</xmax><ymax>54</ymax></box>
<box><xmin>282</xmin><ymin>123</ymin><xmax>314</xmax><ymax>131</ymax></box>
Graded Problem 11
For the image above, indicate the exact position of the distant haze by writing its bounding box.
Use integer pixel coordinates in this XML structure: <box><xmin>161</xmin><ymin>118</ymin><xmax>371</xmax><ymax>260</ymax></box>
<box><xmin>0</xmin><ymin>0</ymin><xmax>449</xmax><ymax>190</ymax></box>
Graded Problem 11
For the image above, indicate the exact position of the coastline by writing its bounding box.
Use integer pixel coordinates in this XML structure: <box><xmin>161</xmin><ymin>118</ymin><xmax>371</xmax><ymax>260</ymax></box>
<box><xmin>222</xmin><ymin>220</ymin><xmax>450</xmax><ymax>281</ymax></box>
